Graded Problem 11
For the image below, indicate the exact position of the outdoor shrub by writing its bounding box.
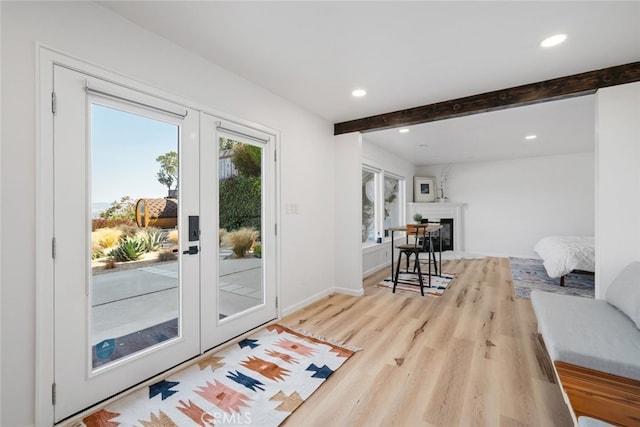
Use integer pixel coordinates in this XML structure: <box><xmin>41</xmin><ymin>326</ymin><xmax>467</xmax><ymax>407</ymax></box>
<box><xmin>253</xmin><ymin>243</ymin><xmax>262</xmax><ymax>257</ymax></box>
<box><xmin>157</xmin><ymin>250</ymin><xmax>177</xmax><ymax>262</ymax></box>
<box><xmin>219</xmin><ymin>228</ymin><xmax>227</xmax><ymax>246</ymax></box>
<box><xmin>109</xmin><ymin>236</ymin><xmax>146</xmax><ymax>262</ymax></box>
<box><xmin>222</xmin><ymin>227</ymin><xmax>259</xmax><ymax>257</ymax></box>
<box><xmin>140</xmin><ymin>228</ymin><xmax>165</xmax><ymax>252</ymax></box>
<box><xmin>231</xmin><ymin>143</ymin><xmax>261</xmax><ymax>177</ymax></box>
<box><xmin>92</xmin><ymin>218</ymin><xmax>135</xmax><ymax>231</ymax></box>
<box><xmin>98</xmin><ymin>196</ymin><xmax>136</xmax><ymax>221</ymax></box>
<box><xmin>117</xmin><ymin>224</ymin><xmax>139</xmax><ymax>239</ymax></box>
<box><xmin>219</xmin><ymin>175</ymin><xmax>261</xmax><ymax>232</ymax></box>
<box><xmin>92</xmin><ymin>227</ymin><xmax>122</xmax><ymax>249</ymax></box>
<box><xmin>91</xmin><ymin>241</ymin><xmax>104</xmax><ymax>260</ymax></box>
<box><xmin>167</xmin><ymin>229</ymin><xmax>179</xmax><ymax>244</ymax></box>
<box><xmin>103</xmin><ymin>259</ymin><xmax>117</xmax><ymax>269</ymax></box>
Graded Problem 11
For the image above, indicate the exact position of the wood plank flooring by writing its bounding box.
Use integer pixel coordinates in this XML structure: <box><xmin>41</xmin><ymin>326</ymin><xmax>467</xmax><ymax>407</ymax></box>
<box><xmin>281</xmin><ymin>257</ymin><xmax>574</xmax><ymax>427</ymax></box>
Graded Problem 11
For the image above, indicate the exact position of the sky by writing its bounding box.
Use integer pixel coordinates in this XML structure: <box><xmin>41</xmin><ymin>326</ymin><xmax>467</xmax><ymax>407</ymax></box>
<box><xmin>91</xmin><ymin>104</ymin><xmax>178</xmax><ymax>206</ymax></box>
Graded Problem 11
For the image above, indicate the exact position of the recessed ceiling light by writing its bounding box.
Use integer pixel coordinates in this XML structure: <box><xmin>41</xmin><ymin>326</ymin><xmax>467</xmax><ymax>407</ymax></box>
<box><xmin>418</xmin><ymin>144</ymin><xmax>429</xmax><ymax>148</ymax></box>
<box><xmin>399</xmin><ymin>128</ymin><xmax>410</xmax><ymax>134</ymax></box>
<box><xmin>525</xmin><ymin>134</ymin><xmax>537</xmax><ymax>140</ymax></box>
<box><xmin>351</xmin><ymin>89</ymin><xmax>367</xmax><ymax>97</ymax></box>
<box><xmin>540</xmin><ymin>34</ymin><xmax>567</xmax><ymax>48</ymax></box>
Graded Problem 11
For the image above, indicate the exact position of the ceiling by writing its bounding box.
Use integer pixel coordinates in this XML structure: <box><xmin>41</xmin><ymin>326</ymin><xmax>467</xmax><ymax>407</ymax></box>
<box><xmin>99</xmin><ymin>1</ymin><xmax>639</xmax><ymax>166</ymax></box>
<box><xmin>364</xmin><ymin>95</ymin><xmax>595</xmax><ymax>165</ymax></box>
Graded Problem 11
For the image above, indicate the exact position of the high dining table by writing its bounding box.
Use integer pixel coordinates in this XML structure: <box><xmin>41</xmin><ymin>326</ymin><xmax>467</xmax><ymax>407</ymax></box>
<box><xmin>387</xmin><ymin>223</ymin><xmax>443</xmax><ymax>289</ymax></box>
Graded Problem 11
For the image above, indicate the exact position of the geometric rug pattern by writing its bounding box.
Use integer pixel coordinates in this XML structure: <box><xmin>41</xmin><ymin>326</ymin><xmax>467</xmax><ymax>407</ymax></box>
<box><xmin>510</xmin><ymin>257</ymin><xmax>595</xmax><ymax>299</ymax></box>
<box><xmin>81</xmin><ymin>324</ymin><xmax>359</xmax><ymax>427</ymax></box>
<box><xmin>376</xmin><ymin>273</ymin><xmax>455</xmax><ymax>296</ymax></box>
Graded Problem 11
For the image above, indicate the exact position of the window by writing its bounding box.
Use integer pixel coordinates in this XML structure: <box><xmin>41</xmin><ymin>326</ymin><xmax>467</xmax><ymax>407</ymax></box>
<box><xmin>362</xmin><ymin>166</ymin><xmax>405</xmax><ymax>245</ymax></box>
<box><xmin>384</xmin><ymin>175</ymin><xmax>401</xmax><ymax>231</ymax></box>
<box><xmin>362</xmin><ymin>168</ymin><xmax>377</xmax><ymax>244</ymax></box>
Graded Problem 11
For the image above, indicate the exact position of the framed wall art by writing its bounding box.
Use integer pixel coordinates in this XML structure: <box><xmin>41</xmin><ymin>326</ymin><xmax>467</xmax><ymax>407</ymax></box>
<box><xmin>414</xmin><ymin>176</ymin><xmax>436</xmax><ymax>202</ymax></box>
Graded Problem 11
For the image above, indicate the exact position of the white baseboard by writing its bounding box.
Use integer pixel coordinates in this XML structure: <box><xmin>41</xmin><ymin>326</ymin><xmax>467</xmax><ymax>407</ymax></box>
<box><xmin>332</xmin><ymin>286</ymin><xmax>364</xmax><ymax>297</ymax></box>
<box><xmin>281</xmin><ymin>288</ymin><xmax>334</xmax><ymax>317</ymax></box>
<box><xmin>363</xmin><ymin>262</ymin><xmax>390</xmax><ymax>279</ymax></box>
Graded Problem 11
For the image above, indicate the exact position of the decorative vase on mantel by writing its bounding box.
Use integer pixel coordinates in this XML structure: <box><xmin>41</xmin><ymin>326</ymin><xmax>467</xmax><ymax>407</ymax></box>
<box><xmin>438</xmin><ymin>185</ymin><xmax>448</xmax><ymax>203</ymax></box>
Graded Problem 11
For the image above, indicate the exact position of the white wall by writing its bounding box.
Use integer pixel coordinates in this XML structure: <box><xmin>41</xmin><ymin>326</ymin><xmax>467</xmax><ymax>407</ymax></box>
<box><xmin>417</xmin><ymin>153</ymin><xmax>595</xmax><ymax>258</ymax></box>
<box><xmin>0</xmin><ymin>3</ymin><xmax>3</xmax><ymax>422</ymax></box>
<box><xmin>595</xmin><ymin>82</ymin><xmax>640</xmax><ymax>299</ymax></box>
<box><xmin>334</xmin><ymin>133</ymin><xmax>365</xmax><ymax>293</ymax></box>
<box><xmin>1</xmin><ymin>2</ymin><xmax>342</xmax><ymax>426</ymax></box>
<box><xmin>361</xmin><ymin>140</ymin><xmax>416</xmax><ymax>276</ymax></box>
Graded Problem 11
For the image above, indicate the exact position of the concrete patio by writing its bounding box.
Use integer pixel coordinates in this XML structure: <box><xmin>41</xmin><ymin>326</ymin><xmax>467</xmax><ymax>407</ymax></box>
<box><xmin>91</xmin><ymin>249</ymin><xmax>263</xmax><ymax>346</ymax></box>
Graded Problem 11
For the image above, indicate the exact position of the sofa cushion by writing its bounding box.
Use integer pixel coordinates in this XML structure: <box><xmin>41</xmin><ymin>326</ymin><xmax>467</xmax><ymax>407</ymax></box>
<box><xmin>605</xmin><ymin>261</ymin><xmax>640</xmax><ymax>329</ymax></box>
<box><xmin>578</xmin><ymin>417</ymin><xmax>614</xmax><ymax>427</ymax></box>
<box><xmin>531</xmin><ymin>291</ymin><xmax>640</xmax><ymax>381</ymax></box>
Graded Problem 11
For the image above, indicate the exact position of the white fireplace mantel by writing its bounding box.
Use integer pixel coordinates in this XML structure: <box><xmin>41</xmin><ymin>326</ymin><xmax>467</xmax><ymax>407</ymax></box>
<box><xmin>408</xmin><ymin>202</ymin><xmax>465</xmax><ymax>251</ymax></box>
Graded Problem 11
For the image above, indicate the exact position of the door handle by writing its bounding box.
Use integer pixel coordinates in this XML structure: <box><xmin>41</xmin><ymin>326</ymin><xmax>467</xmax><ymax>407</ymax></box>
<box><xmin>182</xmin><ymin>245</ymin><xmax>199</xmax><ymax>255</ymax></box>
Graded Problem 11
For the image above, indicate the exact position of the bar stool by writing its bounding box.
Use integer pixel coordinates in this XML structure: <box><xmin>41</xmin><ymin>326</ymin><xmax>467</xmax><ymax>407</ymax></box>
<box><xmin>393</xmin><ymin>224</ymin><xmax>427</xmax><ymax>296</ymax></box>
<box><xmin>419</xmin><ymin>219</ymin><xmax>439</xmax><ymax>276</ymax></box>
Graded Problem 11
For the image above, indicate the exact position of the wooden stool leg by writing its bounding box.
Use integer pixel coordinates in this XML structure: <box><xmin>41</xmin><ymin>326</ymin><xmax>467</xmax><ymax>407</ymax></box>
<box><xmin>393</xmin><ymin>251</ymin><xmax>404</xmax><ymax>293</ymax></box>
<box><xmin>414</xmin><ymin>251</ymin><xmax>424</xmax><ymax>296</ymax></box>
<box><xmin>431</xmin><ymin>248</ymin><xmax>438</xmax><ymax>276</ymax></box>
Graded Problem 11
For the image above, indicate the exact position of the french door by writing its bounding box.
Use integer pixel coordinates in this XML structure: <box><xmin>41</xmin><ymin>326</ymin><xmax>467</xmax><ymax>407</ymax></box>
<box><xmin>50</xmin><ymin>64</ymin><xmax>276</xmax><ymax>422</ymax></box>
<box><xmin>200</xmin><ymin>114</ymin><xmax>278</xmax><ymax>351</ymax></box>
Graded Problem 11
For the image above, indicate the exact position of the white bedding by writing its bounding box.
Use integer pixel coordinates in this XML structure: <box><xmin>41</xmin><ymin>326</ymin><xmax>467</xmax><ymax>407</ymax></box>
<box><xmin>534</xmin><ymin>236</ymin><xmax>595</xmax><ymax>278</ymax></box>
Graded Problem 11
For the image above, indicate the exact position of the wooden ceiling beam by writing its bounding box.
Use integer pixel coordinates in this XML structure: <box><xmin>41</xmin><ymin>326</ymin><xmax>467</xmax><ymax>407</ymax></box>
<box><xmin>334</xmin><ymin>62</ymin><xmax>640</xmax><ymax>135</ymax></box>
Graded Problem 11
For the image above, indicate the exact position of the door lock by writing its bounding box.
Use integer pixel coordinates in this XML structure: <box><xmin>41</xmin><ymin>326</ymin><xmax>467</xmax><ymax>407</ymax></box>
<box><xmin>188</xmin><ymin>216</ymin><xmax>200</xmax><ymax>241</ymax></box>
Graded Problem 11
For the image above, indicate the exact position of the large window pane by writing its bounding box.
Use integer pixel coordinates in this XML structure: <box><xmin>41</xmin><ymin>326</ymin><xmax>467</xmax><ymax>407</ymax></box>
<box><xmin>384</xmin><ymin>175</ymin><xmax>400</xmax><ymax>231</ymax></box>
<box><xmin>362</xmin><ymin>169</ymin><xmax>376</xmax><ymax>243</ymax></box>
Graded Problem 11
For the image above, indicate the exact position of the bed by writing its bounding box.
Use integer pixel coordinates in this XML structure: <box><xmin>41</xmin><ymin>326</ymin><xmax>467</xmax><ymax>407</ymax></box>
<box><xmin>534</xmin><ymin>236</ymin><xmax>595</xmax><ymax>286</ymax></box>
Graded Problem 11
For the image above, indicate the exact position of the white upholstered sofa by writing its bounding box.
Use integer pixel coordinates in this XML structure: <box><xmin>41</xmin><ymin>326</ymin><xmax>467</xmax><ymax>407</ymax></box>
<box><xmin>531</xmin><ymin>262</ymin><xmax>640</xmax><ymax>426</ymax></box>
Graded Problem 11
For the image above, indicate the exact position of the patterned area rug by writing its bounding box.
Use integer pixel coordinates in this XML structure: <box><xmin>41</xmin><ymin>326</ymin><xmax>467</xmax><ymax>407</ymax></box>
<box><xmin>81</xmin><ymin>324</ymin><xmax>359</xmax><ymax>426</ymax></box>
<box><xmin>377</xmin><ymin>273</ymin><xmax>455</xmax><ymax>296</ymax></box>
<box><xmin>510</xmin><ymin>257</ymin><xmax>594</xmax><ymax>299</ymax></box>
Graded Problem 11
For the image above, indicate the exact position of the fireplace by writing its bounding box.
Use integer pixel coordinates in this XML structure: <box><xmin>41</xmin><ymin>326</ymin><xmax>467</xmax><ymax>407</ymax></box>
<box><xmin>408</xmin><ymin>203</ymin><xmax>465</xmax><ymax>251</ymax></box>
<box><xmin>428</xmin><ymin>218</ymin><xmax>454</xmax><ymax>251</ymax></box>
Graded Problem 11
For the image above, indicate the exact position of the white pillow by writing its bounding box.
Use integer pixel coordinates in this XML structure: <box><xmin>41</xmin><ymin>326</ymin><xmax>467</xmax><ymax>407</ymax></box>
<box><xmin>606</xmin><ymin>262</ymin><xmax>640</xmax><ymax>329</ymax></box>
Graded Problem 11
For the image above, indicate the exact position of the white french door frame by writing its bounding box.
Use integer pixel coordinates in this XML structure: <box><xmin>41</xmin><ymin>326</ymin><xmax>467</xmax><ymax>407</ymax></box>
<box><xmin>35</xmin><ymin>46</ymin><xmax>282</xmax><ymax>425</ymax></box>
<box><xmin>53</xmin><ymin>65</ymin><xmax>203</xmax><ymax>421</ymax></box>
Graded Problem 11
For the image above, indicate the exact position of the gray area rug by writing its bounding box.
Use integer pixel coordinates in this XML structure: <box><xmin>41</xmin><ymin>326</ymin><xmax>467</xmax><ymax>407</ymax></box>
<box><xmin>509</xmin><ymin>257</ymin><xmax>594</xmax><ymax>299</ymax></box>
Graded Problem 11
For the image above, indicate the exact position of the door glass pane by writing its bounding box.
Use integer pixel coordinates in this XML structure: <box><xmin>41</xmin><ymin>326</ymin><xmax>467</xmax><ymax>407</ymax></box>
<box><xmin>90</xmin><ymin>104</ymin><xmax>180</xmax><ymax>369</ymax></box>
<box><xmin>218</xmin><ymin>137</ymin><xmax>264</xmax><ymax>319</ymax></box>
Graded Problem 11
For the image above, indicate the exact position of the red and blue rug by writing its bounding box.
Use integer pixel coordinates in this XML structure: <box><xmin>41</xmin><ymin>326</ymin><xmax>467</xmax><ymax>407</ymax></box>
<box><xmin>81</xmin><ymin>324</ymin><xmax>359</xmax><ymax>426</ymax></box>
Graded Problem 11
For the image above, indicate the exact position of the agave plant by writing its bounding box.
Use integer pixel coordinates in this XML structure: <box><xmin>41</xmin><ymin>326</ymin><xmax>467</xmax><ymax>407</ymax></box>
<box><xmin>108</xmin><ymin>236</ymin><xmax>146</xmax><ymax>262</ymax></box>
<box><xmin>140</xmin><ymin>228</ymin><xmax>166</xmax><ymax>252</ymax></box>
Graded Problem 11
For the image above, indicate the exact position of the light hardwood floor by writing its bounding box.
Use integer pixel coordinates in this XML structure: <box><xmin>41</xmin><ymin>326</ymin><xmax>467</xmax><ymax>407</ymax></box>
<box><xmin>281</xmin><ymin>257</ymin><xmax>574</xmax><ymax>427</ymax></box>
